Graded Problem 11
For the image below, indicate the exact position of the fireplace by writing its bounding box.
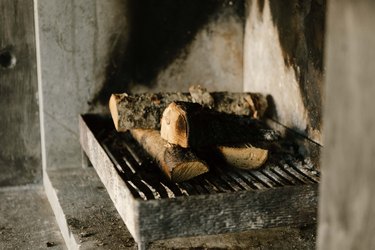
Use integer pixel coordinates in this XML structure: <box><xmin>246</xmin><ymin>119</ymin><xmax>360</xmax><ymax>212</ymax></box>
<box><xmin>32</xmin><ymin>0</ymin><xmax>325</xmax><ymax>249</ymax></box>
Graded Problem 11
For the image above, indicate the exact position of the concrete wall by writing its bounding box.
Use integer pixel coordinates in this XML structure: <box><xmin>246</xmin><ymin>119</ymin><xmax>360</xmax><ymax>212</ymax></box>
<box><xmin>37</xmin><ymin>0</ymin><xmax>244</xmax><ymax>170</ymax></box>
<box><xmin>244</xmin><ymin>0</ymin><xmax>325</xmax><ymax>144</ymax></box>
<box><xmin>37</xmin><ymin>0</ymin><xmax>128</xmax><ymax>169</ymax></box>
<box><xmin>318</xmin><ymin>0</ymin><xmax>375</xmax><ymax>249</ymax></box>
<box><xmin>0</xmin><ymin>0</ymin><xmax>41</xmax><ymax>186</ymax></box>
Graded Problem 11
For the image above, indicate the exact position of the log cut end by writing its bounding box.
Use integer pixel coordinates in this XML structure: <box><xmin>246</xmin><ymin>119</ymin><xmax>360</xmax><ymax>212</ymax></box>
<box><xmin>217</xmin><ymin>145</ymin><xmax>268</xmax><ymax>169</ymax></box>
<box><xmin>109</xmin><ymin>94</ymin><xmax>122</xmax><ymax>131</ymax></box>
<box><xmin>131</xmin><ymin>128</ymin><xmax>209</xmax><ymax>182</ymax></box>
<box><xmin>171</xmin><ymin>161</ymin><xmax>209</xmax><ymax>182</ymax></box>
<box><xmin>165</xmin><ymin>146</ymin><xmax>209</xmax><ymax>182</ymax></box>
<box><xmin>160</xmin><ymin>102</ymin><xmax>189</xmax><ymax>148</ymax></box>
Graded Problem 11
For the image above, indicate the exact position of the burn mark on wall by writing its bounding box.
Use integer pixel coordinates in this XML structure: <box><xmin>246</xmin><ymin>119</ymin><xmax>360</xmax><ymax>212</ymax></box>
<box><xmin>267</xmin><ymin>0</ymin><xmax>326</xmax><ymax>134</ymax></box>
<box><xmin>93</xmin><ymin>0</ymin><xmax>244</xmax><ymax>105</ymax></box>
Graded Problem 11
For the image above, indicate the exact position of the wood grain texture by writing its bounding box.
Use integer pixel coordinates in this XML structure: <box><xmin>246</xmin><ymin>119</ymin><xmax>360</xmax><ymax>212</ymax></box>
<box><xmin>318</xmin><ymin>1</ymin><xmax>375</xmax><ymax>249</ymax></box>
<box><xmin>138</xmin><ymin>184</ymin><xmax>317</xmax><ymax>243</ymax></box>
<box><xmin>0</xmin><ymin>0</ymin><xmax>41</xmax><ymax>186</ymax></box>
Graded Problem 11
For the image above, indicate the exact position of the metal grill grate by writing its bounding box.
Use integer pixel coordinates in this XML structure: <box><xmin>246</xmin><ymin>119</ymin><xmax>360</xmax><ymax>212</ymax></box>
<box><xmin>80</xmin><ymin>114</ymin><xmax>320</xmax><ymax>246</ymax></box>
<box><xmin>93</xmin><ymin>121</ymin><xmax>320</xmax><ymax>201</ymax></box>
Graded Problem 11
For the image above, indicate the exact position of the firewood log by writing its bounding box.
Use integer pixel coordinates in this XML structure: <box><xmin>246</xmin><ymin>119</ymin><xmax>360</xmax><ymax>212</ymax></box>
<box><xmin>216</xmin><ymin>145</ymin><xmax>268</xmax><ymax>169</ymax></box>
<box><xmin>130</xmin><ymin>129</ymin><xmax>209</xmax><ymax>182</ymax></box>
<box><xmin>109</xmin><ymin>88</ymin><xmax>267</xmax><ymax>131</ymax></box>
<box><xmin>188</xmin><ymin>85</ymin><xmax>267</xmax><ymax>118</ymax></box>
<box><xmin>160</xmin><ymin>101</ymin><xmax>279</xmax><ymax>148</ymax></box>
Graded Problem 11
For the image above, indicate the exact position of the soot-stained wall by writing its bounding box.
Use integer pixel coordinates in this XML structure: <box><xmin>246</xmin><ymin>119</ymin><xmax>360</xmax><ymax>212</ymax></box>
<box><xmin>93</xmin><ymin>0</ymin><xmax>244</xmax><ymax>104</ymax></box>
<box><xmin>244</xmin><ymin>0</ymin><xmax>325</xmax><ymax>144</ymax></box>
<box><xmin>37</xmin><ymin>0</ymin><xmax>324</xmax><ymax>171</ymax></box>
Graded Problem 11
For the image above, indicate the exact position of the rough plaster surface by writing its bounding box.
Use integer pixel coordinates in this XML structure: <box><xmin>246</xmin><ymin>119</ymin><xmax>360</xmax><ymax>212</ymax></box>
<box><xmin>37</xmin><ymin>0</ymin><xmax>128</xmax><ymax>169</ymax></box>
<box><xmin>0</xmin><ymin>186</ymin><xmax>65</xmax><ymax>249</ymax></box>
<box><xmin>318</xmin><ymin>1</ymin><xmax>375</xmax><ymax>249</ymax></box>
<box><xmin>244</xmin><ymin>0</ymin><xmax>325</xmax><ymax>144</ymax></box>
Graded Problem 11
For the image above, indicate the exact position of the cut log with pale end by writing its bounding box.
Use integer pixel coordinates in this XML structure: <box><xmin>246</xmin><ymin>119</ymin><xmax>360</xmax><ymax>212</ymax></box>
<box><xmin>130</xmin><ymin>129</ymin><xmax>209</xmax><ymax>182</ymax></box>
<box><xmin>160</xmin><ymin>101</ymin><xmax>279</xmax><ymax>148</ymax></box>
<box><xmin>109</xmin><ymin>89</ymin><xmax>267</xmax><ymax>132</ymax></box>
<box><xmin>110</xmin><ymin>92</ymin><xmax>191</xmax><ymax>132</ymax></box>
<box><xmin>217</xmin><ymin>145</ymin><xmax>268</xmax><ymax>170</ymax></box>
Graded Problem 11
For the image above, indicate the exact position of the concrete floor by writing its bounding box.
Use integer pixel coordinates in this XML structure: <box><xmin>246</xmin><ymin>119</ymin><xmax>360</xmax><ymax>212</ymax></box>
<box><xmin>0</xmin><ymin>186</ymin><xmax>65</xmax><ymax>250</ymax></box>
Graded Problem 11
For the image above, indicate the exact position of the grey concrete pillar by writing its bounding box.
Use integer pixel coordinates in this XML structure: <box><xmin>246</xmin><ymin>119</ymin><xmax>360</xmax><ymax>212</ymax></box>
<box><xmin>318</xmin><ymin>0</ymin><xmax>375</xmax><ymax>249</ymax></box>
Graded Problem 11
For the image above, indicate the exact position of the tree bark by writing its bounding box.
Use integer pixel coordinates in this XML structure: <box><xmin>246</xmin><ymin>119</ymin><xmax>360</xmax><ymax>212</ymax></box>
<box><xmin>109</xmin><ymin>89</ymin><xmax>267</xmax><ymax>131</ymax></box>
<box><xmin>130</xmin><ymin>129</ymin><xmax>209</xmax><ymax>182</ymax></box>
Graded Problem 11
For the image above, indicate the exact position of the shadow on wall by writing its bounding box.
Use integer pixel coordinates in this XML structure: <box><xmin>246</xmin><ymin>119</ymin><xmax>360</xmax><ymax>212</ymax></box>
<box><xmin>92</xmin><ymin>0</ymin><xmax>244</xmax><ymax>105</ymax></box>
<box><xmin>261</xmin><ymin>0</ymin><xmax>326</xmax><ymax>134</ymax></box>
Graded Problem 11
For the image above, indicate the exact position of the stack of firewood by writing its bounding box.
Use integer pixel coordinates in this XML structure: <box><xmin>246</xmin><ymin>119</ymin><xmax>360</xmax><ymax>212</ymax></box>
<box><xmin>109</xmin><ymin>86</ymin><xmax>278</xmax><ymax>182</ymax></box>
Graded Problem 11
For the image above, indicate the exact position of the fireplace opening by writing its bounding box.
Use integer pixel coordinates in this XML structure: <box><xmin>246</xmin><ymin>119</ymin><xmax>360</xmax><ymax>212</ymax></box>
<box><xmin>79</xmin><ymin>0</ymin><xmax>324</xmax><ymax>248</ymax></box>
<box><xmin>31</xmin><ymin>0</ymin><xmax>325</xmax><ymax>248</ymax></box>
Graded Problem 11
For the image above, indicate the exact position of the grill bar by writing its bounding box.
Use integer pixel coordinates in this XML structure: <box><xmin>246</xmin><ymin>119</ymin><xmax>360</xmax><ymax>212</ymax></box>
<box><xmin>235</xmin><ymin>170</ymin><xmax>269</xmax><ymax>189</ymax></box>
<box><xmin>268</xmin><ymin>165</ymin><xmax>302</xmax><ymax>185</ymax></box>
<box><xmin>286</xmin><ymin>158</ymin><xmax>320</xmax><ymax>183</ymax></box>
<box><xmin>250</xmin><ymin>171</ymin><xmax>279</xmax><ymax>188</ymax></box>
<box><xmin>213</xmin><ymin>166</ymin><xmax>246</xmax><ymax>192</ymax></box>
<box><xmin>280</xmin><ymin>161</ymin><xmax>316</xmax><ymax>184</ymax></box>
<box><xmin>204</xmin><ymin>175</ymin><xmax>232</xmax><ymax>193</ymax></box>
<box><xmin>260</xmin><ymin>169</ymin><xmax>283</xmax><ymax>187</ymax></box>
